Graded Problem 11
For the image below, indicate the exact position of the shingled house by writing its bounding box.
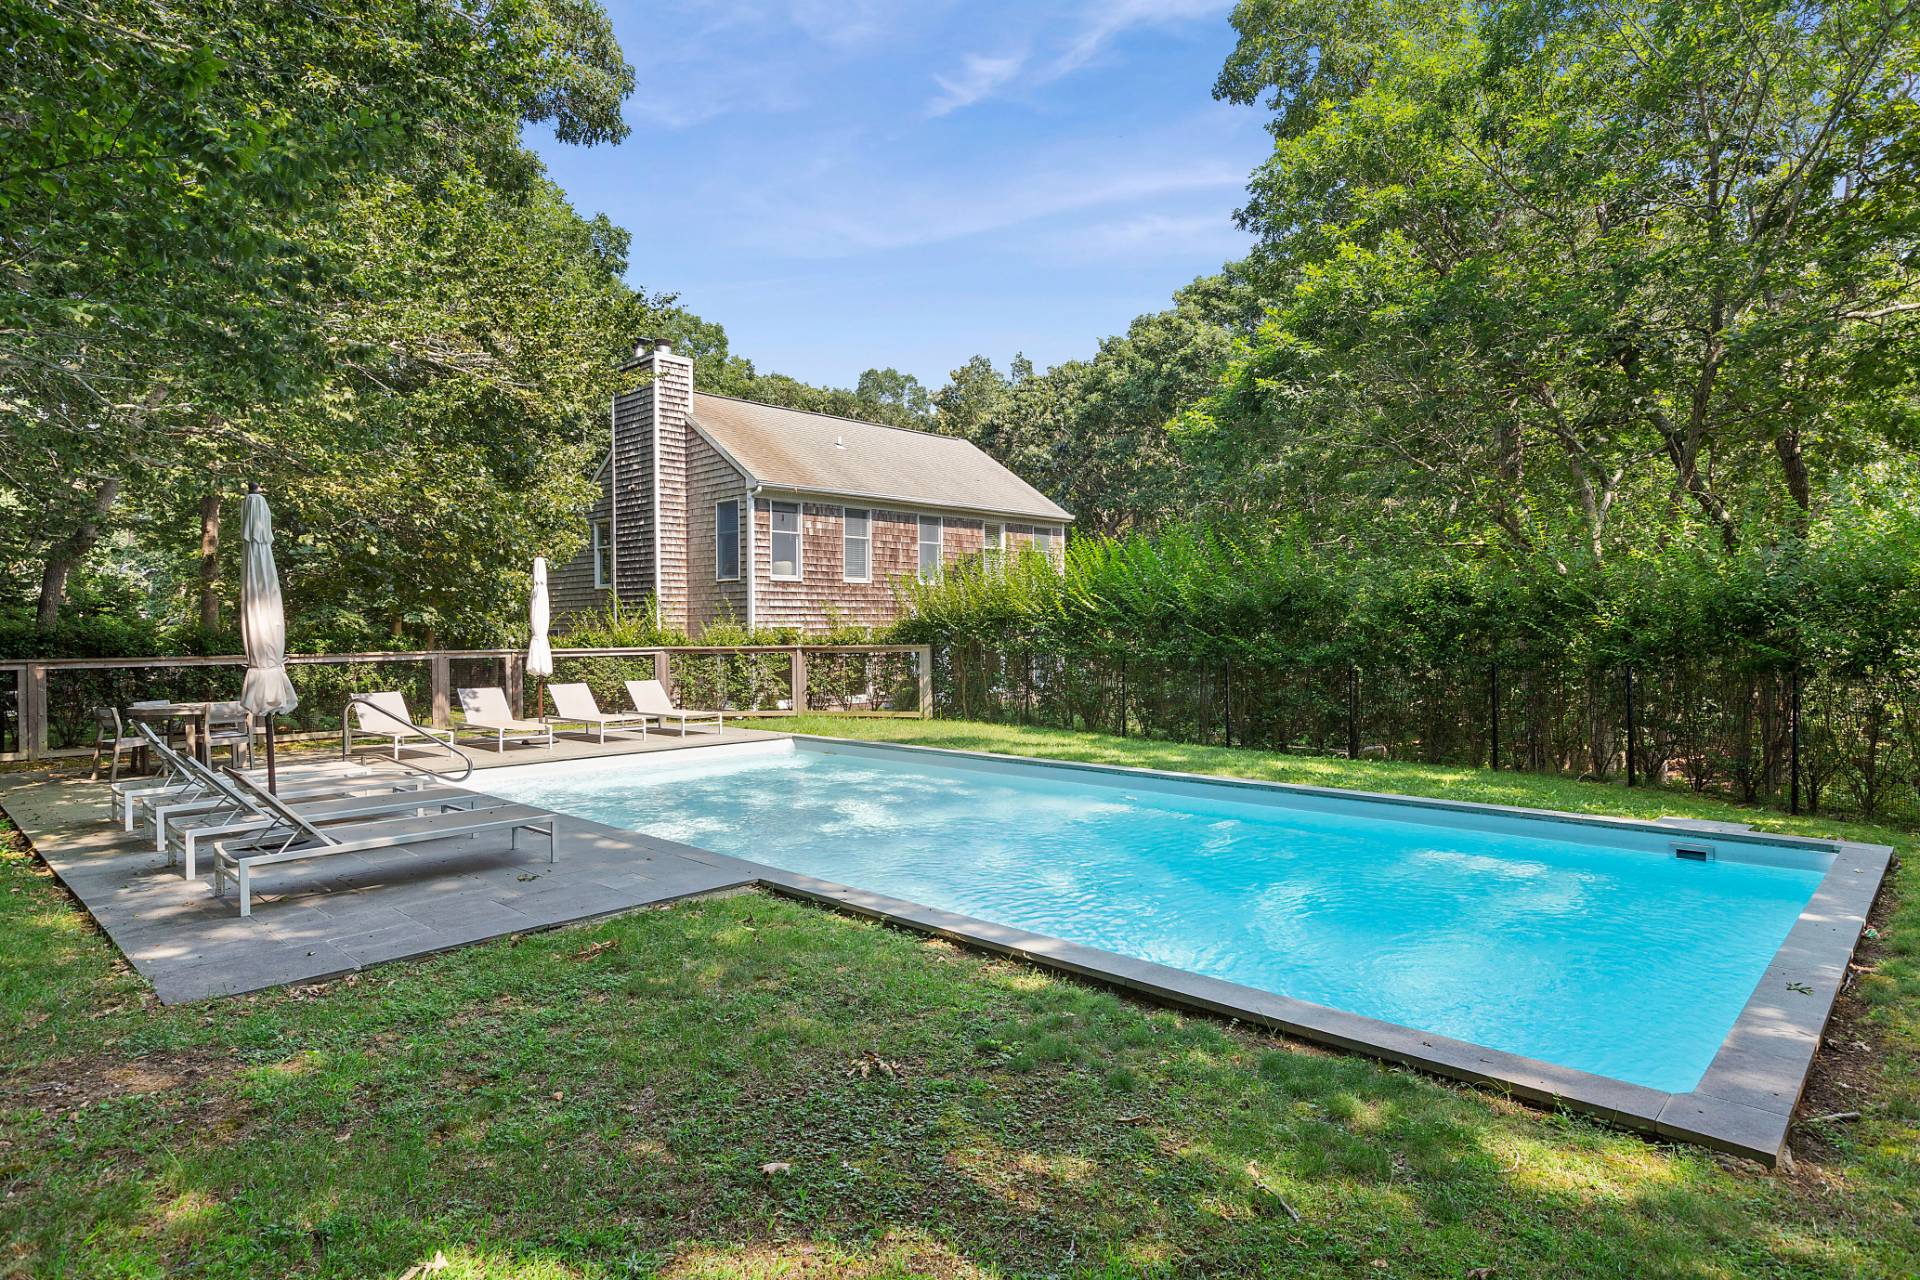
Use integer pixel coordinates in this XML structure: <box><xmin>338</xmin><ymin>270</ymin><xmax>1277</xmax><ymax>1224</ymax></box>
<box><xmin>551</xmin><ymin>338</ymin><xmax>1073</xmax><ymax>634</ymax></box>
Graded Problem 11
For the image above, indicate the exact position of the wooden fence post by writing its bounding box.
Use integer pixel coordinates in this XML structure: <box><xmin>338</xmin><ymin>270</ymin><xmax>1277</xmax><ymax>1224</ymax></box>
<box><xmin>917</xmin><ymin>646</ymin><xmax>934</xmax><ymax>719</ymax></box>
<box><xmin>505</xmin><ymin>653</ymin><xmax>525</xmax><ymax>718</ymax></box>
<box><xmin>25</xmin><ymin>663</ymin><xmax>48</xmax><ymax>759</ymax></box>
<box><xmin>429</xmin><ymin>652</ymin><xmax>451</xmax><ymax>729</ymax></box>
<box><xmin>654</xmin><ymin>649</ymin><xmax>671</xmax><ymax>695</ymax></box>
<box><xmin>790</xmin><ymin>646</ymin><xmax>808</xmax><ymax>714</ymax></box>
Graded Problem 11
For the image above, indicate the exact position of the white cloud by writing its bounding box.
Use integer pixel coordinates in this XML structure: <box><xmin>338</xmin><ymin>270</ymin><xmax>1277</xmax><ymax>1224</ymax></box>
<box><xmin>928</xmin><ymin>0</ymin><xmax>1232</xmax><ymax>115</ymax></box>
<box><xmin>929</xmin><ymin>50</ymin><xmax>1030</xmax><ymax>117</ymax></box>
<box><xmin>1049</xmin><ymin>211</ymin><xmax>1251</xmax><ymax>260</ymax></box>
<box><xmin>730</xmin><ymin>142</ymin><xmax>1249</xmax><ymax>256</ymax></box>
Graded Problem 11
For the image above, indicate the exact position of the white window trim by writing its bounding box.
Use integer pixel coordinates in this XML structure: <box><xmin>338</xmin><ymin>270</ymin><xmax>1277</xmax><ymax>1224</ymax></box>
<box><xmin>769</xmin><ymin>500</ymin><xmax>803</xmax><ymax>582</ymax></box>
<box><xmin>842</xmin><ymin>506</ymin><xmax>871</xmax><ymax>583</ymax></box>
<box><xmin>591</xmin><ymin>518</ymin><xmax>612</xmax><ymax>589</ymax></box>
<box><xmin>918</xmin><ymin>515</ymin><xmax>943</xmax><ymax>582</ymax></box>
<box><xmin>714</xmin><ymin>499</ymin><xmax>740</xmax><ymax>582</ymax></box>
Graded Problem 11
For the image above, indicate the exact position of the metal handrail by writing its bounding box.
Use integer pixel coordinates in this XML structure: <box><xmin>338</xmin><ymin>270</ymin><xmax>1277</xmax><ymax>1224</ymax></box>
<box><xmin>339</xmin><ymin>695</ymin><xmax>474</xmax><ymax>783</ymax></box>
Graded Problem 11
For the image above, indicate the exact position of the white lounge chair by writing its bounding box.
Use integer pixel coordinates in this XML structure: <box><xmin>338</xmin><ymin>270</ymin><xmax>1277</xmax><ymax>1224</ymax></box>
<box><xmin>346</xmin><ymin>691</ymin><xmax>458</xmax><ymax>760</ymax></box>
<box><xmin>163</xmin><ymin>752</ymin><xmax>471</xmax><ymax>880</ymax></box>
<box><xmin>624</xmin><ymin>679</ymin><xmax>724</xmax><ymax>735</ymax></box>
<box><xmin>456</xmin><ymin>686</ymin><xmax>555</xmax><ymax>751</ymax></box>
<box><xmin>212</xmin><ymin>769</ymin><xmax>556</xmax><ymax>917</ymax></box>
<box><xmin>133</xmin><ymin>723</ymin><xmax>428</xmax><ymax>859</ymax></box>
<box><xmin>544</xmin><ymin>682</ymin><xmax>649</xmax><ymax>743</ymax></box>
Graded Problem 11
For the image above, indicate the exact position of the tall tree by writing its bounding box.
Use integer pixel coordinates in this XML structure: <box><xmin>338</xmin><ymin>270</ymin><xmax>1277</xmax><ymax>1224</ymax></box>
<box><xmin>1202</xmin><ymin>0</ymin><xmax>1920</xmax><ymax>558</ymax></box>
<box><xmin>1</xmin><ymin>0</ymin><xmax>635</xmax><ymax>626</ymax></box>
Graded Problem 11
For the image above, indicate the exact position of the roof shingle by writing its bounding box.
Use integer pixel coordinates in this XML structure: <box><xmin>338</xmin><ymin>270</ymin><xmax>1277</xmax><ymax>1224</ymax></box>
<box><xmin>687</xmin><ymin>393</ymin><xmax>1072</xmax><ymax>522</ymax></box>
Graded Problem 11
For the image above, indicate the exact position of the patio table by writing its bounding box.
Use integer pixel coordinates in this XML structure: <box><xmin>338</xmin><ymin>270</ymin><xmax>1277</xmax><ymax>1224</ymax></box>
<box><xmin>125</xmin><ymin>701</ymin><xmax>217</xmax><ymax>766</ymax></box>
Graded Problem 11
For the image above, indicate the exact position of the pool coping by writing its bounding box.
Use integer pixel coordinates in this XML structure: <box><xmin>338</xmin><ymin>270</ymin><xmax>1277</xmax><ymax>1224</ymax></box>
<box><xmin>723</xmin><ymin>734</ymin><xmax>1891</xmax><ymax>1166</ymax></box>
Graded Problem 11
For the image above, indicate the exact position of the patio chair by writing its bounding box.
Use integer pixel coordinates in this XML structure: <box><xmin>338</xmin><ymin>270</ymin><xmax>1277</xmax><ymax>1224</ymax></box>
<box><xmin>544</xmin><ymin>682</ymin><xmax>650</xmax><ymax>743</ymax></box>
<box><xmin>162</xmin><ymin>752</ymin><xmax>481</xmax><ymax>880</ymax></box>
<box><xmin>212</xmin><ymin>769</ymin><xmax>556</xmax><ymax>917</ymax></box>
<box><xmin>202</xmin><ymin>701</ymin><xmax>255</xmax><ymax>769</ymax></box>
<box><xmin>346</xmin><ymin>690</ymin><xmax>458</xmax><ymax>760</ymax></box>
<box><xmin>624</xmin><ymin>679</ymin><xmax>724</xmax><ymax>735</ymax></box>
<box><xmin>89</xmin><ymin>706</ymin><xmax>146</xmax><ymax>783</ymax></box>
<box><xmin>456</xmin><ymin>686</ymin><xmax>554</xmax><ymax>752</ymax></box>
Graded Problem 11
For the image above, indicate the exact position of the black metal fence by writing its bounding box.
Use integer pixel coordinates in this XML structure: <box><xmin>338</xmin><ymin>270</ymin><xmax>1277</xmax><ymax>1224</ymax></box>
<box><xmin>932</xmin><ymin>644</ymin><xmax>1920</xmax><ymax>823</ymax></box>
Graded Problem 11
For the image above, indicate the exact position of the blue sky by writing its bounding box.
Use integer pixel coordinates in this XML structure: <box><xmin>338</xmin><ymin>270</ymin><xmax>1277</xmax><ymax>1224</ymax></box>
<box><xmin>527</xmin><ymin>1</ymin><xmax>1270</xmax><ymax>389</ymax></box>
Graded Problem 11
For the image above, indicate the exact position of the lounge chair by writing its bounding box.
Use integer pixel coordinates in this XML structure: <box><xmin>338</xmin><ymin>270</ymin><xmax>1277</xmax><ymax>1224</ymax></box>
<box><xmin>544</xmin><ymin>682</ymin><xmax>650</xmax><ymax>743</ymax></box>
<box><xmin>212</xmin><ymin>769</ymin><xmax>556</xmax><ymax>917</ymax></box>
<box><xmin>133</xmin><ymin>723</ymin><xmax>427</xmax><ymax>858</ymax></box>
<box><xmin>346</xmin><ymin>690</ymin><xmax>458</xmax><ymax>760</ymax></box>
<box><xmin>162</xmin><ymin>752</ymin><xmax>473</xmax><ymax>880</ymax></box>
<box><xmin>456</xmin><ymin>686</ymin><xmax>554</xmax><ymax>752</ymax></box>
<box><xmin>111</xmin><ymin>723</ymin><xmax>209</xmax><ymax>830</ymax></box>
<box><xmin>624</xmin><ymin>679</ymin><xmax>724</xmax><ymax>735</ymax></box>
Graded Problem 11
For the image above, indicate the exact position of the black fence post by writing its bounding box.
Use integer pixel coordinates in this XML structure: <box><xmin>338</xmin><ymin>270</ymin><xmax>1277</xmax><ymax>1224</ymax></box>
<box><xmin>1790</xmin><ymin>663</ymin><xmax>1802</xmax><ymax>815</ymax></box>
<box><xmin>1222</xmin><ymin>659</ymin><xmax>1232</xmax><ymax>748</ymax></box>
<box><xmin>1347</xmin><ymin>666</ymin><xmax>1360</xmax><ymax>760</ymax></box>
<box><xmin>1488</xmin><ymin>662</ymin><xmax>1501</xmax><ymax>770</ymax></box>
<box><xmin>1624</xmin><ymin>665</ymin><xmax>1637</xmax><ymax>788</ymax></box>
<box><xmin>1118</xmin><ymin>662</ymin><xmax>1128</xmax><ymax>738</ymax></box>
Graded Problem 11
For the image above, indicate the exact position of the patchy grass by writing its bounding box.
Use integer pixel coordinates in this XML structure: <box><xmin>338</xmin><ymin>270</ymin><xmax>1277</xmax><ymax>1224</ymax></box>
<box><xmin>1</xmin><ymin>719</ymin><xmax>1915</xmax><ymax>1278</ymax></box>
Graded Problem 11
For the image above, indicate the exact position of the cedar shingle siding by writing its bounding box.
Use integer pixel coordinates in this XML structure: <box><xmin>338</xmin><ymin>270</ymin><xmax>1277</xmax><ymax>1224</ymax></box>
<box><xmin>555</xmin><ymin>343</ymin><xmax>1070</xmax><ymax>637</ymax></box>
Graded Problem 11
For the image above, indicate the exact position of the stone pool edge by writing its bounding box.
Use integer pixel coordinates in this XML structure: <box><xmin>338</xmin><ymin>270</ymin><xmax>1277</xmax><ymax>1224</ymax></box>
<box><xmin>755</xmin><ymin>734</ymin><xmax>1895</xmax><ymax>1165</ymax></box>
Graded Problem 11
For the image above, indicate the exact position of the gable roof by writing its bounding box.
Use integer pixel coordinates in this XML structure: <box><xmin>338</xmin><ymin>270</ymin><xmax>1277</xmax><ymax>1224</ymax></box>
<box><xmin>687</xmin><ymin>393</ymin><xmax>1073</xmax><ymax>523</ymax></box>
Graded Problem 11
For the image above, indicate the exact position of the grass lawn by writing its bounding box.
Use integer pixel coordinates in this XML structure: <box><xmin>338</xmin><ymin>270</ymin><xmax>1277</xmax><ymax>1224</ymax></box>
<box><xmin>2</xmin><ymin>718</ymin><xmax>1914</xmax><ymax>1278</ymax></box>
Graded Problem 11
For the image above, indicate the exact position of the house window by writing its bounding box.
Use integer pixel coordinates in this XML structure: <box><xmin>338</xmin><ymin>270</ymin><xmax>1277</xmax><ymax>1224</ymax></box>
<box><xmin>592</xmin><ymin>518</ymin><xmax>612</xmax><ymax>589</ymax></box>
<box><xmin>715</xmin><ymin>499</ymin><xmax>740</xmax><ymax>581</ymax></box>
<box><xmin>1039</xmin><ymin>526</ymin><xmax>1064</xmax><ymax>566</ymax></box>
<box><xmin>983</xmin><ymin>522</ymin><xmax>1003</xmax><ymax>569</ymax></box>
<box><xmin>770</xmin><ymin>501</ymin><xmax>802</xmax><ymax>580</ymax></box>
<box><xmin>918</xmin><ymin>515</ymin><xmax>943</xmax><ymax>581</ymax></box>
<box><xmin>843</xmin><ymin>508</ymin><xmax>870</xmax><ymax>582</ymax></box>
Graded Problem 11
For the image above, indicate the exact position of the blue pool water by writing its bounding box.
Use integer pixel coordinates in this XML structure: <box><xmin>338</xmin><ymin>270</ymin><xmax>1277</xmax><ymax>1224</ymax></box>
<box><xmin>473</xmin><ymin>740</ymin><xmax>1830</xmax><ymax>1092</ymax></box>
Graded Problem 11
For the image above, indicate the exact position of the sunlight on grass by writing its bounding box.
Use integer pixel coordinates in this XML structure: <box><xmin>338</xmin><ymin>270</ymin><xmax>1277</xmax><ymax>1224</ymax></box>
<box><xmin>3</xmin><ymin>720</ymin><xmax>1917</xmax><ymax>1278</ymax></box>
<box><xmin>659</xmin><ymin>1233</ymin><xmax>992</xmax><ymax>1279</ymax></box>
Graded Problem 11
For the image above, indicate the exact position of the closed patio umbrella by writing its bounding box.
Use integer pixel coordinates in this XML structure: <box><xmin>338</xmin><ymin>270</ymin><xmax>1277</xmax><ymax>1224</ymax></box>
<box><xmin>528</xmin><ymin>556</ymin><xmax>554</xmax><ymax>718</ymax></box>
<box><xmin>238</xmin><ymin>486</ymin><xmax>298</xmax><ymax>791</ymax></box>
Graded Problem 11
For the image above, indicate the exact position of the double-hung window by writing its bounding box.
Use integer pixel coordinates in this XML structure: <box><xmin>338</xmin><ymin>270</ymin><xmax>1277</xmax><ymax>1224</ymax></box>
<box><xmin>592</xmin><ymin>518</ymin><xmax>613</xmax><ymax>588</ymax></box>
<box><xmin>770</xmin><ymin>501</ymin><xmax>802</xmax><ymax>580</ymax></box>
<box><xmin>714</xmin><ymin>500</ymin><xmax>740</xmax><ymax>581</ymax></box>
<box><xmin>843</xmin><ymin>508</ymin><xmax>871</xmax><ymax>582</ymax></box>
<box><xmin>918</xmin><ymin>515</ymin><xmax>943</xmax><ymax>581</ymax></box>
<box><xmin>983</xmin><ymin>522</ymin><xmax>1004</xmax><ymax>570</ymax></box>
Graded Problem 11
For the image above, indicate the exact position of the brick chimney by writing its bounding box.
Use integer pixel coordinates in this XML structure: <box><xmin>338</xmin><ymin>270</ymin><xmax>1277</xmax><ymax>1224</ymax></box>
<box><xmin>609</xmin><ymin>337</ymin><xmax>695</xmax><ymax>627</ymax></box>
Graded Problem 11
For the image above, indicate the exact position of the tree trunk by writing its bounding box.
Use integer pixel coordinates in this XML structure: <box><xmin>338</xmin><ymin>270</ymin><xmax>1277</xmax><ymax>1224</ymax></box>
<box><xmin>35</xmin><ymin>477</ymin><xmax>122</xmax><ymax>630</ymax></box>
<box><xmin>198</xmin><ymin>492</ymin><xmax>222</xmax><ymax>631</ymax></box>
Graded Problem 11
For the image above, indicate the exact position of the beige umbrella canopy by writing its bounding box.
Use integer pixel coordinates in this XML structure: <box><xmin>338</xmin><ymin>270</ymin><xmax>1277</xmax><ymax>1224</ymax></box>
<box><xmin>238</xmin><ymin>488</ymin><xmax>297</xmax><ymax>790</ymax></box>
<box><xmin>528</xmin><ymin>557</ymin><xmax>554</xmax><ymax>716</ymax></box>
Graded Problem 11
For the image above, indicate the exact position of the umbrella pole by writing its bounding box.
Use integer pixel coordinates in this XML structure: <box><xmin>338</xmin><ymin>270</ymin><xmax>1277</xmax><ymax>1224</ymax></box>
<box><xmin>265</xmin><ymin>715</ymin><xmax>279</xmax><ymax>793</ymax></box>
<box><xmin>537</xmin><ymin>680</ymin><xmax>546</xmax><ymax>720</ymax></box>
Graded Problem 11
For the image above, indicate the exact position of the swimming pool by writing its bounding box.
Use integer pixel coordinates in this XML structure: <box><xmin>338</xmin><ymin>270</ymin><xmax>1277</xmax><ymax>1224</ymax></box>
<box><xmin>464</xmin><ymin>736</ymin><xmax>1859</xmax><ymax>1100</ymax></box>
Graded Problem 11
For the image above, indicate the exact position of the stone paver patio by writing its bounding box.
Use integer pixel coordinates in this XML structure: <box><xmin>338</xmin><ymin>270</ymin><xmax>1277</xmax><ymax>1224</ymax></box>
<box><xmin>0</xmin><ymin>730</ymin><xmax>784</xmax><ymax>1002</ymax></box>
